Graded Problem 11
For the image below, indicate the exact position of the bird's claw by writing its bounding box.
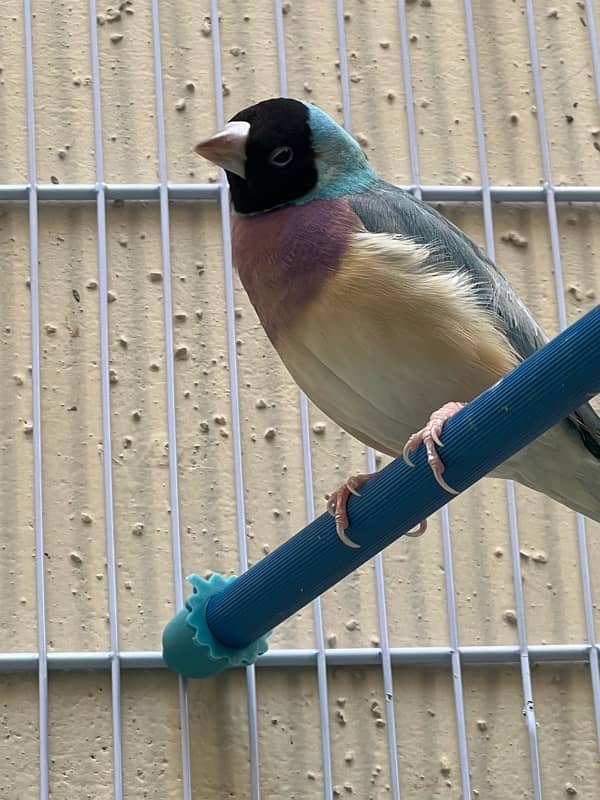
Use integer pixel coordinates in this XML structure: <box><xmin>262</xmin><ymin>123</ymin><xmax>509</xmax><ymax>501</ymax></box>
<box><xmin>327</xmin><ymin>472</ymin><xmax>377</xmax><ymax>549</ymax></box>
<box><xmin>327</xmin><ymin>471</ymin><xmax>429</xmax><ymax>546</ymax></box>
<box><xmin>402</xmin><ymin>401</ymin><xmax>465</xmax><ymax>496</ymax></box>
<box><xmin>405</xmin><ymin>518</ymin><xmax>428</xmax><ymax>537</ymax></box>
<box><xmin>430</xmin><ymin>427</ymin><xmax>444</xmax><ymax>448</ymax></box>
<box><xmin>346</xmin><ymin>480</ymin><xmax>362</xmax><ymax>498</ymax></box>
<box><xmin>402</xmin><ymin>444</ymin><xmax>415</xmax><ymax>468</ymax></box>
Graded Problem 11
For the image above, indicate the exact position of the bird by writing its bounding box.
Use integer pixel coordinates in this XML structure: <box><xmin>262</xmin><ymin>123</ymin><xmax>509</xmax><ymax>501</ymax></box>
<box><xmin>194</xmin><ymin>97</ymin><xmax>600</xmax><ymax>548</ymax></box>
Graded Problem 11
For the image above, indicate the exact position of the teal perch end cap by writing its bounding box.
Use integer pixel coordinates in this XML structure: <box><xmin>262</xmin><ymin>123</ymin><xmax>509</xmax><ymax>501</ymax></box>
<box><xmin>162</xmin><ymin>573</ymin><xmax>270</xmax><ymax>678</ymax></box>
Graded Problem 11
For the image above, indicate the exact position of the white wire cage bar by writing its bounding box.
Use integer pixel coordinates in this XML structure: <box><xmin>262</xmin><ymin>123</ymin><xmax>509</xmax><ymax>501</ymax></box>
<box><xmin>2</xmin><ymin>183</ymin><xmax>600</xmax><ymax>202</ymax></box>
<box><xmin>2</xmin><ymin>1</ymin><xmax>599</xmax><ymax>799</ymax></box>
<box><xmin>148</xmin><ymin>1</ymin><xmax>194</xmax><ymax>798</ymax></box>
<box><xmin>207</xmin><ymin>2</ymin><xmax>263</xmax><ymax>797</ymax></box>
<box><xmin>275</xmin><ymin>5</ymin><xmax>336</xmax><ymax>798</ymax></box>
<box><xmin>2</xmin><ymin>643</ymin><xmax>600</xmax><ymax>673</ymax></box>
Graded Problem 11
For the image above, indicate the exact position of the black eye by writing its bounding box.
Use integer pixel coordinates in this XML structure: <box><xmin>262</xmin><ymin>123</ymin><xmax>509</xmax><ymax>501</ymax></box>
<box><xmin>269</xmin><ymin>146</ymin><xmax>294</xmax><ymax>167</ymax></box>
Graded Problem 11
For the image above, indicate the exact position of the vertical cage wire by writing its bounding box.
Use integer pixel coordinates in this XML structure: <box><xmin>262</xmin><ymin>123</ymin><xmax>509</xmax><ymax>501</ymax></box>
<box><xmin>575</xmin><ymin>509</ymin><xmax>600</xmax><ymax>755</ymax></box>
<box><xmin>394</xmin><ymin>5</ymin><xmax>473</xmax><ymax>798</ymax></box>
<box><xmin>273</xmin><ymin>6</ymin><xmax>335</xmax><ymax>797</ymax></box>
<box><xmin>22</xmin><ymin>2</ymin><xmax>49</xmax><ymax>798</ymax></box>
<box><xmin>462</xmin><ymin>0</ymin><xmax>495</xmax><ymax>263</ymax></box>
<box><xmin>524</xmin><ymin>0</ymin><xmax>600</xmax><ymax>754</ymax></box>
<box><xmin>367</xmin><ymin>465</ymin><xmax>403</xmax><ymax>800</ymax></box>
<box><xmin>463</xmin><ymin>3</ymin><xmax>543</xmax><ymax>795</ymax></box>
<box><xmin>87</xmin><ymin>3</ymin><xmax>125</xmax><ymax>797</ymax></box>
<box><xmin>395</xmin><ymin>0</ymin><xmax>421</xmax><ymax>191</ymax></box>
<box><xmin>334</xmin><ymin>3</ymin><xmax>404</xmax><ymax>798</ymax></box>
<box><xmin>506</xmin><ymin>488</ymin><xmax>543</xmax><ymax>798</ymax></box>
<box><xmin>369</xmin><ymin>489</ymin><xmax>404</xmax><ymax>800</ymax></box>
<box><xmin>298</xmin><ymin>390</ymin><xmax>336</xmax><ymax>800</ymax></box>
<box><xmin>570</xmin><ymin>0</ymin><xmax>600</xmax><ymax>754</ymax></box>
<box><xmin>583</xmin><ymin>1</ymin><xmax>600</xmax><ymax>115</ymax></box>
<box><xmin>148</xmin><ymin>1</ymin><xmax>194</xmax><ymax>794</ymax></box>
<box><xmin>439</xmin><ymin>507</ymin><xmax>472</xmax><ymax>800</ymax></box>
<box><xmin>208</xmin><ymin>2</ymin><xmax>262</xmax><ymax>797</ymax></box>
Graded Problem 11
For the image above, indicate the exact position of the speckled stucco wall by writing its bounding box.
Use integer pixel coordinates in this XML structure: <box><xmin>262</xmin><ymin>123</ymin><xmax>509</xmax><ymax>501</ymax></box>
<box><xmin>1</xmin><ymin>1</ymin><xmax>600</xmax><ymax>798</ymax></box>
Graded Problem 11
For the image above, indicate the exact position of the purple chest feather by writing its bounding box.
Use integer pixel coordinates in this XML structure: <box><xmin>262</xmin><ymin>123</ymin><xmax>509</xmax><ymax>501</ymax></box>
<box><xmin>232</xmin><ymin>198</ymin><xmax>359</xmax><ymax>341</ymax></box>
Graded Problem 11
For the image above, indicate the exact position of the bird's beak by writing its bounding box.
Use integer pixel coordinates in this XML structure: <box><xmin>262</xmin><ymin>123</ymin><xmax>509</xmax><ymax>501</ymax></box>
<box><xmin>194</xmin><ymin>120</ymin><xmax>250</xmax><ymax>178</ymax></box>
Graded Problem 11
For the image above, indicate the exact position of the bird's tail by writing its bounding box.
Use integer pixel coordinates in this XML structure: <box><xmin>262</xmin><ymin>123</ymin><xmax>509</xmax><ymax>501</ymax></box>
<box><xmin>494</xmin><ymin>420</ymin><xmax>600</xmax><ymax>523</ymax></box>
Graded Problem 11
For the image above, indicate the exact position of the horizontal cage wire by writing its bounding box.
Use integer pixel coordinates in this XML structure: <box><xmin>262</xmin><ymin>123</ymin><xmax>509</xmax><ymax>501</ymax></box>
<box><xmin>1</xmin><ymin>1</ymin><xmax>600</xmax><ymax>799</ymax></box>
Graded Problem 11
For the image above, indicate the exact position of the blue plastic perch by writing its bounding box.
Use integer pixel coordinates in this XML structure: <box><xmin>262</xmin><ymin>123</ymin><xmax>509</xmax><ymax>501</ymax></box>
<box><xmin>163</xmin><ymin>305</ymin><xmax>600</xmax><ymax>678</ymax></box>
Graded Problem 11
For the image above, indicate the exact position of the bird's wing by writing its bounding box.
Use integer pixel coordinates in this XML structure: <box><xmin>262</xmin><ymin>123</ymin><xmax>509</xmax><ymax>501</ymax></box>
<box><xmin>349</xmin><ymin>180</ymin><xmax>546</xmax><ymax>359</ymax></box>
<box><xmin>348</xmin><ymin>179</ymin><xmax>600</xmax><ymax>459</ymax></box>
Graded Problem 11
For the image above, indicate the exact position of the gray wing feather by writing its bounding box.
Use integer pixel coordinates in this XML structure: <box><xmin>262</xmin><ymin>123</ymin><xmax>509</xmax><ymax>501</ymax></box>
<box><xmin>348</xmin><ymin>180</ymin><xmax>600</xmax><ymax>459</ymax></box>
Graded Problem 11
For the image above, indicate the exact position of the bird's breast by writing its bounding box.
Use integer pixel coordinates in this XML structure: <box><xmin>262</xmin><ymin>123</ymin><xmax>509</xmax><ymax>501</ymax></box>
<box><xmin>233</xmin><ymin>212</ymin><xmax>517</xmax><ymax>457</ymax></box>
<box><xmin>274</xmin><ymin>237</ymin><xmax>518</xmax><ymax>456</ymax></box>
<box><xmin>231</xmin><ymin>198</ymin><xmax>360</xmax><ymax>342</ymax></box>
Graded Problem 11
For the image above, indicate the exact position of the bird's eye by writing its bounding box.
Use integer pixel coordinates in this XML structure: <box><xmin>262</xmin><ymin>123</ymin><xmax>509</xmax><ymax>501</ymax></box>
<box><xmin>269</xmin><ymin>146</ymin><xmax>294</xmax><ymax>167</ymax></box>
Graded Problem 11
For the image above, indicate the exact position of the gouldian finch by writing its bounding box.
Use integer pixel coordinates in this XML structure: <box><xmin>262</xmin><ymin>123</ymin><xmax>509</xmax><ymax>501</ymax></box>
<box><xmin>195</xmin><ymin>98</ymin><xmax>600</xmax><ymax>548</ymax></box>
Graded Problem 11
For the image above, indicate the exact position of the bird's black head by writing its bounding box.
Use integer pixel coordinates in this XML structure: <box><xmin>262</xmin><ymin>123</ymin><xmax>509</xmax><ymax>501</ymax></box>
<box><xmin>195</xmin><ymin>98</ymin><xmax>318</xmax><ymax>214</ymax></box>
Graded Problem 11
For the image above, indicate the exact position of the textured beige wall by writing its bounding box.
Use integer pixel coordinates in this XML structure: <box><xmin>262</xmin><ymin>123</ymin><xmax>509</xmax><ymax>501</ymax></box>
<box><xmin>1</xmin><ymin>0</ymin><xmax>600</xmax><ymax>798</ymax></box>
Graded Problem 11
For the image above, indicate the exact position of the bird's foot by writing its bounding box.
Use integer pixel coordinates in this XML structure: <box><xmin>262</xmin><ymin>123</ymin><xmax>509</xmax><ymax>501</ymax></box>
<box><xmin>327</xmin><ymin>471</ymin><xmax>428</xmax><ymax>549</ymax></box>
<box><xmin>327</xmin><ymin>472</ymin><xmax>373</xmax><ymax>549</ymax></box>
<box><xmin>402</xmin><ymin>401</ymin><xmax>465</xmax><ymax>495</ymax></box>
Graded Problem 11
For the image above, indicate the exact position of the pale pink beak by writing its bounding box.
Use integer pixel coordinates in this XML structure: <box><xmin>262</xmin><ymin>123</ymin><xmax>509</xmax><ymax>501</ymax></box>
<box><xmin>194</xmin><ymin>120</ymin><xmax>250</xmax><ymax>178</ymax></box>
